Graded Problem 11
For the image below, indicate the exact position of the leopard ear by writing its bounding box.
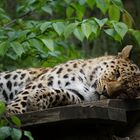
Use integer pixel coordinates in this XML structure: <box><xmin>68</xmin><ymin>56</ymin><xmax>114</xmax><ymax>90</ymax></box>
<box><xmin>118</xmin><ymin>45</ymin><xmax>133</xmax><ymax>60</ymax></box>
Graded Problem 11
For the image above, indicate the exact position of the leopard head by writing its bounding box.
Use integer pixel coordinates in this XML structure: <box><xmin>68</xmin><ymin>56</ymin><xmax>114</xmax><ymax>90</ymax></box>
<box><xmin>96</xmin><ymin>45</ymin><xmax>140</xmax><ymax>99</ymax></box>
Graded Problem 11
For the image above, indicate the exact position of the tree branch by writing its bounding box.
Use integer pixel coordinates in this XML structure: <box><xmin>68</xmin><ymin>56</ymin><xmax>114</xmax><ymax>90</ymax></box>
<box><xmin>3</xmin><ymin>10</ymin><xmax>33</xmax><ymax>28</ymax></box>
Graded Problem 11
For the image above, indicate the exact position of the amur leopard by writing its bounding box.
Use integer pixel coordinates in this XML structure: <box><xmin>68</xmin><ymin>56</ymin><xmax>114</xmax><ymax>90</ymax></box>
<box><xmin>2</xmin><ymin>45</ymin><xmax>140</xmax><ymax>114</ymax></box>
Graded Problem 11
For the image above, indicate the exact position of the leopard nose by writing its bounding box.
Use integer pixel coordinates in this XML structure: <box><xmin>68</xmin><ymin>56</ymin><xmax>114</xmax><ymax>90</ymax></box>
<box><xmin>105</xmin><ymin>81</ymin><xmax>122</xmax><ymax>97</ymax></box>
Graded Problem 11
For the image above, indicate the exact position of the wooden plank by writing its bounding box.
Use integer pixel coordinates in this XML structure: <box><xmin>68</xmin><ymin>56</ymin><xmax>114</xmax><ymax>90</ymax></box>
<box><xmin>15</xmin><ymin>99</ymin><xmax>140</xmax><ymax>127</ymax></box>
<box><xmin>108</xmin><ymin>98</ymin><xmax>140</xmax><ymax>111</ymax></box>
<box><xmin>16</xmin><ymin>100</ymin><xmax>127</xmax><ymax>127</ymax></box>
<box><xmin>14</xmin><ymin>99</ymin><xmax>140</xmax><ymax>140</ymax></box>
<box><xmin>81</xmin><ymin>98</ymin><xmax>140</xmax><ymax>111</ymax></box>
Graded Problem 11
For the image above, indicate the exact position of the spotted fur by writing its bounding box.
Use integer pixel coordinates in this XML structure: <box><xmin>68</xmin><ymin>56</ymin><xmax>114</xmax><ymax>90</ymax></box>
<box><xmin>5</xmin><ymin>45</ymin><xmax>140</xmax><ymax>114</ymax></box>
<box><xmin>0</xmin><ymin>68</ymin><xmax>49</xmax><ymax>103</ymax></box>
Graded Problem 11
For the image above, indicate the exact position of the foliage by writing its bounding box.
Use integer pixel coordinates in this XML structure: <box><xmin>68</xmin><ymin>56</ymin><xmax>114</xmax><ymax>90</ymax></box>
<box><xmin>0</xmin><ymin>0</ymin><xmax>140</xmax><ymax>70</ymax></box>
<box><xmin>0</xmin><ymin>101</ymin><xmax>34</xmax><ymax>140</ymax></box>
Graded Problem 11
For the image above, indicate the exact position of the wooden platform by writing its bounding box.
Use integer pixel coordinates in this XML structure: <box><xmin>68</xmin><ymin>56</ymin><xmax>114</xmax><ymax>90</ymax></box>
<box><xmin>17</xmin><ymin>99</ymin><xmax>140</xmax><ymax>140</ymax></box>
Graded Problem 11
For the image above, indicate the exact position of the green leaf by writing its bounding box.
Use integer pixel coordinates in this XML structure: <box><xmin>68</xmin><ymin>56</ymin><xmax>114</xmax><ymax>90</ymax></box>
<box><xmin>28</xmin><ymin>0</ymin><xmax>36</xmax><ymax>5</ymax></box>
<box><xmin>41</xmin><ymin>38</ymin><xmax>54</xmax><ymax>51</ymax></box>
<box><xmin>24</xmin><ymin>131</ymin><xmax>34</xmax><ymax>140</ymax></box>
<box><xmin>29</xmin><ymin>39</ymin><xmax>45</xmax><ymax>56</ymax></box>
<box><xmin>0</xmin><ymin>119</ymin><xmax>8</xmax><ymax>127</ymax></box>
<box><xmin>18</xmin><ymin>30</ymin><xmax>31</xmax><ymax>42</ymax></box>
<box><xmin>81</xmin><ymin>22</ymin><xmax>92</xmax><ymax>39</ymax></box>
<box><xmin>7</xmin><ymin>31</ymin><xmax>18</xmax><ymax>41</ymax></box>
<box><xmin>11</xmin><ymin>116</ymin><xmax>21</xmax><ymax>127</ymax></box>
<box><xmin>108</xmin><ymin>4</ymin><xmax>120</xmax><ymax>21</ymax></box>
<box><xmin>6</xmin><ymin>53</ymin><xmax>18</xmax><ymax>60</ymax></box>
<box><xmin>0</xmin><ymin>35</ymin><xmax>7</xmax><ymax>40</ymax></box>
<box><xmin>10</xmin><ymin>42</ymin><xmax>25</xmax><ymax>57</ymax></box>
<box><xmin>64</xmin><ymin>23</ymin><xmax>78</xmax><ymax>38</ymax></box>
<box><xmin>52</xmin><ymin>22</ymin><xmax>65</xmax><ymax>36</ymax></box>
<box><xmin>122</xmin><ymin>11</ymin><xmax>134</xmax><ymax>28</ymax></box>
<box><xmin>48</xmin><ymin>51</ymin><xmax>60</xmax><ymax>57</ymax></box>
<box><xmin>95</xmin><ymin>0</ymin><xmax>110</xmax><ymax>14</ymax></box>
<box><xmin>104</xmin><ymin>28</ymin><xmax>121</xmax><ymax>42</ymax></box>
<box><xmin>42</xmin><ymin>5</ymin><xmax>52</xmax><ymax>15</ymax></box>
<box><xmin>0</xmin><ymin>13</ymin><xmax>10</xmax><ymax>20</ymax></box>
<box><xmin>66</xmin><ymin>6</ymin><xmax>74</xmax><ymax>18</ymax></box>
<box><xmin>111</xmin><ymin>0</ymin><xmax>124</xmax><ymax>11</ymax></box>
<box><xmin>130</xmin><ymin>29</ymin><xmax>140</xmax><ymax>46</ymax></box>
<box><xmin>88</xmin><ymin>20</ymin><xmax>99</xmax><ymax>35</ymax></box>
<box><xmin>40</xmin><ymin>22</ymin><xmax>51</xmax><ymax>33</ymax></box>
<box><xmin>0</xmin><ymin>8</ymin><xmax>5</xmax><ymax>13</ymax></box>
<box><xmin>74</xmin><ymin>27</ymin><xmax>85</xmax><ymax>41</ymax></box>
<box><xmin>72</xmin><ymin>3</ymin><xmax>85</xmax><ymax>19</ymax></box>
<box><xmin>113</xmin><ymin>22</ymin><xmax>128</xmax><ymax>39</ymax></box>
<box><xmin>22</xmin><ymin>41</ymin><xmax>30</xmax><ymax>51</ymax></box>
<box><xmin>29</xmin><ymin>38</ymin><xmax>42</xmax><ymax>49</ymax></box>
<box><xmin>0</xmin><ymin>126</ymin><xmax>11</xmax><ymax>140</ymax></box>
<box><xmin>0</xmin><ymin>101</ymin><xmax>6</xmax><ymax>115</ymax></box>
<box><xmin>27</xmin><ymin>32</ymin><xmax>36</xmax><ymax>39</ymax></box>
<box><xmin>79</xmin><ymin>0</ymin><xmax>86</xmax><ymax>5</ymax></box>
<box><xmin>0</xmin><ymin>42</ymin><xmax>8</xmax><ymax>56</ymax></box>
<box><xmin>94</xmin><ymin>18</ymin><xmax>108</xmax><ymax>28</ymax></box>
<box><xmin>86</xmin><ymin>0</ymin><xmax>95</xmax><ymax>9</ymax></box>
<box><xmin>11</xmin><ymin>128</ymin><xmax>22</xmax><ymax>140</ymax></box>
